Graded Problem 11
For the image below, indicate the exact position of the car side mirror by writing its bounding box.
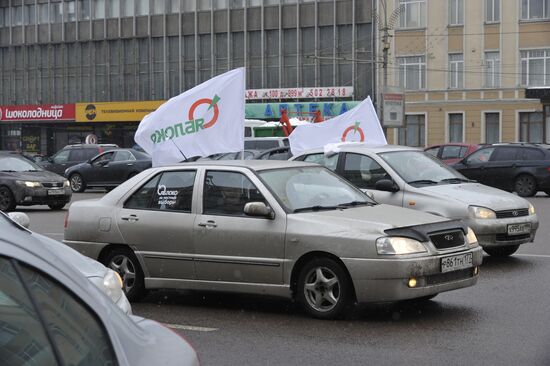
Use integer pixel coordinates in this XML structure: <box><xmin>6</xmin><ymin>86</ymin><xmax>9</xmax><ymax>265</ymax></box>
<box><xmin>8</xmin><ymin>212</ymin><xmax>30</xmax><ymax>228</ymax></box>
<box><xmin>244</xmin><ymin>202</ymin><xmax>274</xmax><ymax>219</ymax></box>
<box><xmin>374</xmin><ymin>179</ymin><xmax>400</xmax><ymax>193</ymax></box>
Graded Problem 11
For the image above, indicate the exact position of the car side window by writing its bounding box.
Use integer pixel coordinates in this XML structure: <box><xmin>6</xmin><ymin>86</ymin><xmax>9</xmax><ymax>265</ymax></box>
<box><xmin>18</xmin><ymin>262</ymin><xmax>118</xmax><ymax>366</ymax></box>
<box><xmin>92</xmin><ymin>152</ymin><xmax>115</xmax><ymax>165</ymax></box>
<box><xmin>113</xmin><ymin>151</ymin><xmax>135</xmax><ymax>162</ymax></box>
<box><xmin>425</xmin><ymin>147</ymin><xmax>439</xmax><ymax>157</ymax></box>
<box><xmin>459</xmin><ymin>146</ymin><xmax>468</xmax><ymax>158</ymax></box>
<box><xmin>124</xmin><ymin>174</ymin><xmax>162</xmax><ymax>209</ymax></box>
<box><xmin>85</xmin><ymin>148</ymin><xmax>100</xmax><ymax>160</ymax></box>
<box><xmin>342</xmin><ymin>153</ymin><xmax>391</xmax><ymax>189</ymax></box>
<box><xmin>441</xmin><ymin>146</ymin><xmax>462</xmax><ymax>159</ymax></box>
<box><xmin>203</xmin><ymin>171</ymin><xmax>267</xmax><ymax>216</ymax></box>
<box><xmin>521</xmin><ymin>148</ymin><xmax>544</xmax><ymax>161</ymax></box>
<box><xmin>491</xmin><ymin>147</ymin><xmax>518</xmax><ymax>161</ymax></box>
<box><xmin>465</xmin><ymin>147</ymin><xmax>495</xmax><ymax>164</ymax></box>
<box><xmin>303</xmin><ymin>153</ymin><xmax>338</xmax><ymax>171</ymax></box>
<box><xmin>52</xmin><ymin>149</ymin><xmax>70</xmax><ymax>164</ymax></box>
<box><xmin>0</xmin><ymin>257</ymin><xmax>59</xmax><ymax>366</ymax></box>
<box><xmin>150</xmin><ymin>171</ymin><xmax>196</xmax><ymax>212</ymax></box>
<box><xmin>69</xmin><ymin>149</ymin><xmax>88</xmax><ymax>162</ymax></box>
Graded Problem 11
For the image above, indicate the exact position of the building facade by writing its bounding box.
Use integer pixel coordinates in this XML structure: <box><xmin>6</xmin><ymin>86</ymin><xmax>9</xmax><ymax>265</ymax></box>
<box><xmin>378</xmin><ymin>0</ymin><xmax>550</xmax><ymax>147</ymax></box>
<box><xmin>0</xmin><ymin>0</ymin><xmax>374</xmax><ymax>155</ymax></box>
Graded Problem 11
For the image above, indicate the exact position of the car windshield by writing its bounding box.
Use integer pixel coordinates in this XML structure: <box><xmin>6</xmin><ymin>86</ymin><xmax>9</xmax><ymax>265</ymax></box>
<box><xmin>258</xmin><ymin>166</ymin><xmax>374</xmax><ymax>212</ymax></box>
<box><xmin>378</xmin><ymin>151</ymin><xmax>469</xmax><ymax>186</ymax></box>
<box><xmin>0</xmin><ymin>156</ymin><xmax>44</xmax><ymax>172</ymax></box>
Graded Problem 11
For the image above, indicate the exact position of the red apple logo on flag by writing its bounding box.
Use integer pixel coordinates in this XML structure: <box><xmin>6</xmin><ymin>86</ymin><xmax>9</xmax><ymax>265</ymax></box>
<box><xmin>341</xmin><ymin>121</ymin><xmax>365</xmax><ymax>142</ymax></box>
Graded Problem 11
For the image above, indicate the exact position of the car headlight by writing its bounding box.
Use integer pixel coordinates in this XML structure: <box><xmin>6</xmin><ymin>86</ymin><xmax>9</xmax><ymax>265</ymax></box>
<box><xmin>529</xmin><ymin>203</ymin><xmax>535</xmax><ymax>215</ymax></box>
<box><xmin>468</xmin><ymin>206</ymin><xmax>496</xmax><ymax>219</ymax></box>
<box><xmin>16</xmin><ymin>180</ymin><xmax>42</xmax><ymax>188</ymax></box>
<box><xmin>376</xmin><ymin>237</ymin><xmax>427</xmax><ymax>255</ymax></box>
<box><xmin>101</xmin><ymin>269</ymin><xmax>124</xmax><ymax>303</ymax></box>
<box><xmin>466</xmin><ymin>227</ymin><xmax>478</xmax><ymax>247</ymax></box>
<box><xmin>64</xmin><ymin>179</ymin><xmax>70</xmax><ymax>187</ymax></box>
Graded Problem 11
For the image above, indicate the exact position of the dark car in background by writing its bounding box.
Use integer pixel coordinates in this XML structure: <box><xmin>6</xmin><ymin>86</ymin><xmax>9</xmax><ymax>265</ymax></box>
<box><xmin>0</xmin><ymin>153</ymin><xmax>71</xmax><ymax>211</ymax></box>
<box><xmin>452</xmin><ymin>143</ymin><xmax>550</xmax><ymax>197</ymax></box>
<box><xmin>425</xmin><ymin>143</ymin><xmax>481</xmax><ymax>165</ymax></box>
<box><xmin>65</xmin><ymin>148</ymin><xmax>151</xmax><ymax>192</ymax></box>
<box><xmin>39</xmin><ymin>143</ymin><xmax>118</xmax><ymax>175</ymax></box>
<box><xmin>208</xmin><ymin>146</ymin><xmax>292</xmax><ymax>161</ymax></box>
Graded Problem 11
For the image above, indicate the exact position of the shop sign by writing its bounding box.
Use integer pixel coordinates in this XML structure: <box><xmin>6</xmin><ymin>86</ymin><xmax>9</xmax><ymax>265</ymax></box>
<box><xmin>245</xmin><ymin>101</ymin><xmax>360</xmax><ymax>120</ymax></box>
<box><xmin>245</xmin><ymin>87</ymin><xmax>354</xmax><ymax>100</ymax></box>
<box><xmin>0</xmin><ymin>104</ymin><xmax>75</xmax><ymax>122</ymax></box>
<box><xmin>76</xmin><ymin>101</ymin><xmax>164</xmax><ymax>122</ymax></box>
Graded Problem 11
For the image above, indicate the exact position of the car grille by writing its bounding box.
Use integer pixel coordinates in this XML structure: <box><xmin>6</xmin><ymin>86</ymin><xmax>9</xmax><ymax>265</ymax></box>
<box><xmin>426</xmin><ymin>268</ymin><xmax>475</xmax><ymax>286</ymax></box>
<box><xmin>42</xmin><ymin>182</ymin><xmax>63</xmax><ymax>188</ymax></box>
<box><xmin>495</xmin><ymin>233</ymin><xmax>531</xmax><ymax>242</ymax></box>
<box><xmin>429</xmin><ymin>230</ymin><xmax>465</xmax><ymax>249</ymax></box>
<box><xmin>495</xmin><ymin>209</ymin><xmax>529</xmax><ymax>219</ymax></box>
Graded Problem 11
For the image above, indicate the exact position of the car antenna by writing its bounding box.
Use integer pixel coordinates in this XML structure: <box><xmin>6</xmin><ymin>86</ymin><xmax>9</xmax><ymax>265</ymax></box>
<box><xmin>170</xmin><ymin>139</ymin><xmax>188</xmax><ymax>162</ymax></box>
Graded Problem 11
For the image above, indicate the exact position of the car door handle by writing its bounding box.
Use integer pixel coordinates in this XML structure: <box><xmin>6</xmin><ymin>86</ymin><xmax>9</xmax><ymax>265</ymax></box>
<box><xmin>198</xmin><ymin>220</ymin><xmax>217</xmax><ymax>228</ymax></box>
<box><xmin>126</xmin><ymin>163</ymin><xmax>134</xmax><ymax>166</ymax></box>
<box><xmin>121</xmin><ymin>214</ymin><xmax>139</xmax><ymax>222</ymax></box>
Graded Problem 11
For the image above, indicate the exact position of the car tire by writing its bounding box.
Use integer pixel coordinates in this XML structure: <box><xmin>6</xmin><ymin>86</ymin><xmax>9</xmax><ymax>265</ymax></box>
<box><xmin>0</xmin><ymin>186</ymin><xmax>16</xmax><ymax>212</ymax></box>
<box><xmin>103</xmin><ymin>247</ymin><xmax>145</xmax><ymax>302</ymax></box>
<box><xmin>514</xmin><ymin>175</ymin><xmax>537</xmax><ymax>197</ymax></box>
<box><xmin>69</xmin><ymin>173</ymin><xmax>87</xmax><ymax>193</ymax></box>
<box><xmin>296</xmin><ymin>257</ymin><xmax>353</xmax><ymax>319</ymax></box>
<box><xmin>484</xmin><ymin>245</ymin><xmax>520</xmax><ymax>257</ymax></box>
<box><xmin>48</xmin><ymin>202</ymin><xmax>66</xmax><ymax>210</ymax></box>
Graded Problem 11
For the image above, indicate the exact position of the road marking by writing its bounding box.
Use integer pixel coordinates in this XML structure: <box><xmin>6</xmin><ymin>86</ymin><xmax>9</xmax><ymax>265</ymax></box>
<box><xmin>164</xmin><ymin>323</ymin><xmax>218</xmax><ymax>332</ymax></box>
<box><xmin>515</xmin><ymin>253</ymin><xmax>550</xmax><ymax>259</ymax></box>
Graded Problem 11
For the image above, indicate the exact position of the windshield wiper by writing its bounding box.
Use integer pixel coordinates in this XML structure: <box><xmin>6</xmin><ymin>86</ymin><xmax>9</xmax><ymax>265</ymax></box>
<box><xmin>407</xmin><ymin>179</ymin><xmax>438</xmax><ymax>185</ymax></box>
<box><xmin>337</xmin><ymin>201</ymin><xmax>373</xmax><ymax>208</ymax></box>
<box><xmin>293</xmin><ymin>205</ymin><xmax>340</xmax><ymax>213</ymax></box>
<box><xmin>439</xmin><ymin>177</ymin><xmax>474</xmax><ymax>184</ymax></box>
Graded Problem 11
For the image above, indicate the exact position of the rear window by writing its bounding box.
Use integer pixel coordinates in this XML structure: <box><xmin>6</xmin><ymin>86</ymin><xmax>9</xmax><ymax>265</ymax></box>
<box><xmin>492</xmin><ymin>147</ymin><xmax>519</xmax><ymax>161</ymax></box>
<box><xmin>245</xmin><ymin>140</ymin><xmax>280</xmax><ymax>150</ymax></box>
<box><xmin>441</xmin><ymin>146</ymin><xmax>463</xmax><ymax>159</ymax></box>
<box><xmin>68</xmin><ymin>149</ymin><xmax>89</xmax><ymax>161</ymax></box>
<box><xmin>521</xmin><ymin>148</ymin><xmax>544</xmax><ymax>161</ymax></box>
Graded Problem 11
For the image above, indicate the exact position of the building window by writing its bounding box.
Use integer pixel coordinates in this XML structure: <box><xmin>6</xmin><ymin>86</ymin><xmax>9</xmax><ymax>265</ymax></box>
<box><xmin>520</xmin><ymin>112</ymin><xmax>544</xmax><ymax>143</ymax></box>
<box><xmin>397</xmin><ymin>55</ymin><xmax>426</xmax><ymax>90</ymax></box>
<box><xmin>521</xmin><ymin>49</ymin><xmax>550</xmax><ymax>86</ymax></box>
<box><xmin>448</xmin><ymin>113</ymin><xmax>464</xmax><ymax>142</ymax></box>
<box><xmin>136</xmin><ymin>0</ymin><xmax>149</xmax><ymax>15</ymax></box>
<box><xmin>107</xmin><ymin>0</ymin><xmax>119</xmax><ymax>18</ymax></box>
<box><xmin>448</xmin><ymin>53</ymin><xmax>463</xmax><ymax>89</ymax></box>
<box><xmin>485</xmin><ymin>0</ymin><xmax>500</xmax><ymax>22</ymax></box>
<box><xmin>122</xmin><ymin>0</ymin><xmax>134</xmax><ymax>17</ymax></box>
<box><xmin>0</xmin><ymin>8</ymin><xmax>5</xmax><ymax>27</ymax></box>
<box><xmin>449</xmin><ymin>0</ymin><xmax>463</xmax><ymax>25</ymax></box>
<box><xmin>182</xmin><ymin>0</ymin><xmax>196</xmax><ymax>12</ymax></box>
<box><xmin>521</xmin><ymin>0</ymin><xmax>550</xmax><ymax>20</ymax></box>
<box><xmin>484</xmin><ymin>51</ymin><xmax>500</xmax><ymax>87</ymax></box>
<box><xmin>485</xmin><ymin>112</ymin><xmax>500</xmax><ymax>143</ymax></box>
<box><xmin>398</xmin><ymin>115</ymin><xmax>426</xmax><ymax>147</ymax></box>
<box><xmin>92</xmin><ymin>0</ymin><xmax>105</xmax><ymax>19</ymax></box>
<box><xmin>51</xmin><ymin>2</ymin><xmax>63</xmax><ymax>22</ymax></box>
<box><xmin>153</xmin><ymin>0</ymin><xmax>165</xmax><ymax>14</ymax></box>
<box><xmin>213</xmin><ymin>0</ymin><xmax>229</xmax><ymax>9</ymax></box>
<box><xmin>12</xmin><ymin>6</ymin><xmax>23</xmax><ymax>26</ymax></box>
<box><xmin>168</xmin><ymin>0</ymin><xmax>180</xmax><ymax>13</ymax></box>
<box><xmin>79</xmin><ymin>0</ymin><xmax>91</xmax><ymax>20</ymax></box>
<box><xmin>399</xmin><ymin>0</ymin><xmax>426</xmax><ymax>29</ymax></box>
<box><xmin>24</xmin><ymin>5</ymin><xmax>36</xmax><ymax>25</ymax></box>
<box><xmin>65</xmin><ymin>1</ymin><xmax>76</xmax><ymax>21</ymax></box>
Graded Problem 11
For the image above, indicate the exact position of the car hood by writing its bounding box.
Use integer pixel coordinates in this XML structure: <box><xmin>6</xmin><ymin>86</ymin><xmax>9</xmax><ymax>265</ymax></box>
<box><xmin>290</xmin><ymin>203</ymin><xmax>449</xmax><ymax>236</ymax></box>
<box><xmin>419</xmin><ymin>183</ymin><xmax>530</xmax><ymax>210</ymax></box>
<box><xmin>1</xmin><ymin>170</ymin><xmax>65</xmax><ymax>182</ymax></box>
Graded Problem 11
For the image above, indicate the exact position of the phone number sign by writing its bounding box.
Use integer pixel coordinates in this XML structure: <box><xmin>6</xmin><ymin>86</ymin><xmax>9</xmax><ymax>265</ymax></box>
<box><xmin>245</xmin><ymin>87</ymin><xmax>353</xmax><ymax>100</ymax></box>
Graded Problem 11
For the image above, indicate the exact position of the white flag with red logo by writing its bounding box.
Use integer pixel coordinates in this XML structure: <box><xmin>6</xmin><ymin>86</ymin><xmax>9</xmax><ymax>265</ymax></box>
<box><xmin>288</xmin><ymin>96</ymin><xmax>387</xmax><ymax>156</ymax></box>
<box><xmin>135</xmin><ymin>68</ymin><xmax>245</xmax><ymax>166</ymax></box>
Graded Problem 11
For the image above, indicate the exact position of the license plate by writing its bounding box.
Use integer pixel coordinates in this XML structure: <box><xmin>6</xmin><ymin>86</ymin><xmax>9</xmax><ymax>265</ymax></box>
<box><xmin>48</xmin><ymin>189</ymin><xmax>65</xmax><ymax>195</ymax></box>
<box><xmin>441</xmin><ymin>253</ymin><xmax>473</xmax><ymax>273</ymax></box>
<box><xmin>507</xmin><ymin>223</ymin><xmax>531</xmax><ymax>236</ymax></box>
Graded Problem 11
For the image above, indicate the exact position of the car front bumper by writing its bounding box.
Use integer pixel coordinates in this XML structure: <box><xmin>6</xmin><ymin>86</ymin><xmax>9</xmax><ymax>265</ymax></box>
<box><xmin>466</xmin><ymin>214</ymin><xmax>538</xmax><ymax>248</ymax></box>
<box><xmin>14</xmin><ymin>186</ymin><xmax>72</xmax><ymax>205</ymax></box>
<box><xmin>342</xmin><ymin>246</ymin><xmax>483</xmax><ymax>303</ymax></box>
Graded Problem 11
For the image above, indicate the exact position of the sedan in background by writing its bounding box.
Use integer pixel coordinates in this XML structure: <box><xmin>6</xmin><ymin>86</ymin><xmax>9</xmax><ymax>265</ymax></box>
<box><xmin>65</xmin><ymin>148</ymin><xmax>151</xmax><ymax>192</ymax></box>
<box><xmin>0</xmin><ymin>153</ymin><xmax>71</xmax><ymax>211</ymax></box>
<box><xmin>65</xmin><ymin>160</ymin><xmax>482</xmax><ymax>319</ymax></box>
<box><xmin>425</xmin><ymin>143</ymin><xmax>481</xmax><ymax>165</ymax></box>
<box><xmin>1</xmin><ymin>212</ymin><xmax>199</xmax><ymax>366</ymax></box>
<box><xmin>38</xmin><ymin>143</ymin><xmax>118</xmax><ymax>175</ymax></box>
<box><xmin>292</xmin><ymin>144</ymin><xmax>538</xmax><ymax>257</ymax></box>
<box><xmin>452</xmin><ymin>143</ymin><xmax>550</xmax><ymax>197</ymax></box>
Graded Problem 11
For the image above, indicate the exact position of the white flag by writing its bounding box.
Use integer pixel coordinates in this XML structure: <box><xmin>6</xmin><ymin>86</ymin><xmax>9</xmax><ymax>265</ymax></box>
<box><xmin>289</xmin><ymin>96</ymin><xmax>387</xmax><ymax>156</ymax></box>
<box><xmin>135</xmin><ymin>68</ymin><xmax>245</xmax><ymax>166</ymax></box>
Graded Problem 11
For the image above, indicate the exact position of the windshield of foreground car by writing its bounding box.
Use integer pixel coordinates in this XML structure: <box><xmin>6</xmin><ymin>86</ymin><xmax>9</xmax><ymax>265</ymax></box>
<box><xmin>0</xmin><ymin>156</ymin><xmax>44</xmax><ymax>172</ymax></box>
<box><xmin>378</xmin><ymin>151</ymin><xmax>470</xmax><ymax>186</ymax></box>
<box><xmin>258</xmin><ymin>166</ymin><xmax>375</xmax><ymax>212</ymax></box>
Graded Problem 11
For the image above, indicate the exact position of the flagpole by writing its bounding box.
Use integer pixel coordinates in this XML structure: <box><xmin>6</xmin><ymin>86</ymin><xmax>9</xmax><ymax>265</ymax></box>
<box><xmin>170</xmin><ymin>139</ymin><xmax>188</xmax><ymax>162</ymax></box>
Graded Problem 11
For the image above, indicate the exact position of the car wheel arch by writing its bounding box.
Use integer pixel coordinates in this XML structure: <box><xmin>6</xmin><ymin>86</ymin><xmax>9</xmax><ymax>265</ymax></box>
<box><xmin>97</xmin><ymin>243</ymin><xmax>147</xmax><ymax>273</ymax></box>
<box><xmin>289</xmin><ymin>251</ymin><xmax>357</xmax><ymax>303</ymax></box>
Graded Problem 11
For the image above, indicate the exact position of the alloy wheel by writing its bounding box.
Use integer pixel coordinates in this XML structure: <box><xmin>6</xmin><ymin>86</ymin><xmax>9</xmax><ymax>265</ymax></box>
<box><xmin>70</xmin><ymin>174</ymin><xmax>83</xmax><ymax>192</ymax></box>
<box><xmin>303</xmin><ymin>266</ymin><xmax>341</xmax><ymax>313</ymax></box>
<box><xmin>108</xmin><ymin>254</ymin><xmax>136</xmax><ymax>293</ymax></box>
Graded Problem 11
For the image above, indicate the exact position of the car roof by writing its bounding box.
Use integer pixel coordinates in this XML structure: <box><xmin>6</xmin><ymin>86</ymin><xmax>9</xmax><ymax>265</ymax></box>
<box><xmin>296</xmin><ymin>144</ymin><xmax>420</xmax><ymax>156</ymax></box>
<box><xmin>164</xmin><ymin>159</ymin><xmax>316</xmax><ymax>172</ymax></box>
<box><xmin>64</xmin><ymin>144</ymin><xmax>118</xmax><ymax>149</ymax></box>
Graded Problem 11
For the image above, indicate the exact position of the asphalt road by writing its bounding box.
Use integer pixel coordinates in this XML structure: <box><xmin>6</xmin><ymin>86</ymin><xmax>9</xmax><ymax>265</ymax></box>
<box><xmin>19</xmin><ymin>192</ymin><xmax>550</xmax><ymax>366</ymax></box>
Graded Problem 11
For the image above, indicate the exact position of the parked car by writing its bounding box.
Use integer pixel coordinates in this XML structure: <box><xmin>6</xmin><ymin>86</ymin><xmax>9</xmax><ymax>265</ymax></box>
<box><xmin>1</xmin><ymin>210</ymin><xmax>132</xmax><ymax>314</ymax></box>
<box><xmin>39</xmin><ymin>143</ymin><xmax>118</xmax><ymax>175</ymax></box>
<box><xmin>425</xmin><ymin>143</ymin><xmax>481</xmax><ymax>165</ymax></box>
<box><xmin>244</xmin><ymin>137</ymin><xmax>289</xmax><ymax>150</ymax></box>
<box><xmin>451</xmin><ymin>143</ymin><xmax>550</xmax><ymax>197</ymax></box>
<box><xmin>64</xmin><ymin>160</ymin><xmax>482</xmax><ymax>319</ymax></box>
<box><xmin>206</xmin><ymin>147</ymin><xmax>292</xmax><ymax>161</ymax></box>
<box><xmin>65</xmin><ymin>148</ymin><xmax>152</xmax><ymax>192</ymax></box>
<box><xmin>0</xmin><ymin>212</ymin><xmax>199</xmax><ymax>366</ymax></box>
<box><xmin>291</xmin><ymin>144</ymin><xmax>538</xmax><ymax>257</ymax></box>
<box><xmin>0</xmin><ymin>153</ymin><xmax>71</xmax><ymax>211</ymax></box>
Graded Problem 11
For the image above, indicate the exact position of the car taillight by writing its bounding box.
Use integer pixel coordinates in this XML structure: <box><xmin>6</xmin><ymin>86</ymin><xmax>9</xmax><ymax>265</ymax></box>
<box><xmin>64</xmin><ymin>212</ymin><xmax>69</xmax><ymax>229</ymax></box>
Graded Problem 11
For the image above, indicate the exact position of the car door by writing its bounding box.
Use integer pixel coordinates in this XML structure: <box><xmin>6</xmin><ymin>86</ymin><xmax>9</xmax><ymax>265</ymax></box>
<box><xmin>338</xmin><ymin>152</ymin><xmax>404</xmax><ymax>206</ymax></box>
<box><xmin>84</xmin><ymin>151</ymin><xmax>116</xmax><ymax>185</ymax></box>
<box><xmin>48</xmin><ymin>149</ymin><xmax>71</xmax><ymax>174</ymax></box>
<box><xmin>454</xmin><ymin>147</ymin><xmax>496</xmax><ymax>184</ymax></box>
<box><xmin>108</xmin><ymin>150</ymin><xmax>136</xmax><ymax>183</ymax></box>
<box><xmin>193</xmin><ymin>168</ymin><xmax>286</xmax><ymax>284</ymax></box>
<box><xmin>116</xmin><ymin>169</ymin><xmax>197</xmax><ymax>280</ymax></box>
<box><xmin>485</xmin><ymin>147</ymin><xmax>521</xmax><ymax>190</ymax></box>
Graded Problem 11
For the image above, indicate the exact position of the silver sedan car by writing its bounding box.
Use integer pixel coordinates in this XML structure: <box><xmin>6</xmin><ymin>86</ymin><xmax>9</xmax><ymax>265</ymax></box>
<box><xmin>65</xmin><ymin>160</ymin><xmax>482</xmax><ymax>319</ymax></box>
<box><xmin>292</xmin><ymin>144</ymin><xmax>539</xmax><ymax>257</ymax></box>
<box><xmin>1</xmin><ymin>215</ymin><xmax>199</xmax><ymax>365</ymax></box>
